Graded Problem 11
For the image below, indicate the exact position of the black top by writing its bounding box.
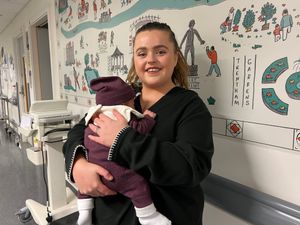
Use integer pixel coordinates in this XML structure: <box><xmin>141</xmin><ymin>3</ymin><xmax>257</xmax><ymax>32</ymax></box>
<box><xmin>63</xmin><ymin>87</ymin><xmax>214</xmax><ymax>225</ymax></box>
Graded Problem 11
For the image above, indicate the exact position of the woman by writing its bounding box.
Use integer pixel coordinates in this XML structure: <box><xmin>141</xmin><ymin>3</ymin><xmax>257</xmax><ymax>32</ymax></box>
<box><xmin>63</xmin><ymin>22</ymin><xmax>214</xmax><ymax>225</ymax></box>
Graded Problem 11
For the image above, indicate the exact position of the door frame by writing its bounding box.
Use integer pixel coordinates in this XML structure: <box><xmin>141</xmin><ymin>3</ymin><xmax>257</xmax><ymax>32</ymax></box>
<box><xmin>14</xmin><ymin>33</ymin><xmax>30</xmax><ymax>116</ymax></box>
<box><xmin>30</xmin><ymin>13</ymin><xmax>53</xmax><ymax>100</ymax></box>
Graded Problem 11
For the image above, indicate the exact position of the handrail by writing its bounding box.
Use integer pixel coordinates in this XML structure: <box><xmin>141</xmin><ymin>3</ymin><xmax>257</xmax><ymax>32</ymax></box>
<box><xmin>202</xmin><ymin>173</ymin><xmax>300</xmax><ymax>225</ymax></box>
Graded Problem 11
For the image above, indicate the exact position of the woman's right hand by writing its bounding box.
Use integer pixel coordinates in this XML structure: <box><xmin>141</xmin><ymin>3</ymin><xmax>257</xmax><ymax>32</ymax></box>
<box><xmin>72</xmin><ymin>154</ymin><xmax>117</xmax><ymax>197</ymax></box>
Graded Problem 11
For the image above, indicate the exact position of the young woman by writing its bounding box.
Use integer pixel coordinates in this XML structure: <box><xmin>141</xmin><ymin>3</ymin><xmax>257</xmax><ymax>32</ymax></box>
<box><xmin>63</xmin><ymin>22</ymin><xmax>214</xmax><ymax>225</ymax></box>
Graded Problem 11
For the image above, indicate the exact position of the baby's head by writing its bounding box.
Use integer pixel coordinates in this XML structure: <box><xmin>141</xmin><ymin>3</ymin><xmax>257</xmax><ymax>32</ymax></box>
<box><xmin>90</xmin><ymin>76</ymin><xmax>135</xmax><ymax>106</ymax></box>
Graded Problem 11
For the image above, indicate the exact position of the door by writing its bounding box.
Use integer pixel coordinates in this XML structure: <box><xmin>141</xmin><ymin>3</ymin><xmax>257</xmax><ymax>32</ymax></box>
<box><xmin>20</xmin><ymin>56</ymin><xmax>30</xmax><ymax>113</ymax></box>
<box><xmin>16</xmin><ymin>35</ymin><xmax>30</xmax><ymax>114</ymax></box>
<box><xmin>36</xmin><ymin>24</ymin><xmax>53</xmax><ymax>100</ymax></box>
<box><xmin>30</xmin><ymin>15</ymin><xmax>53</xmax><ymax>101</ymax></box>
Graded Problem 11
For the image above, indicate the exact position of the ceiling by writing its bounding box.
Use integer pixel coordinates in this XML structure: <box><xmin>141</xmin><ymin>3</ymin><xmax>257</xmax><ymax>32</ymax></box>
<box><xmin>0</xmin><ymin>0</ymin><xmax>30</xmax><ymax>34</ymax></box>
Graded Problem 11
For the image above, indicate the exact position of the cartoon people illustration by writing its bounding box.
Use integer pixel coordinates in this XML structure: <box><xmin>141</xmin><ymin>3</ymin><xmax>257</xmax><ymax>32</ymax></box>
<box><xmin>82</xmin><ymin>75</ymin><xmax>87</xmax><ymax>92</ymax></box>
<box><xmin>68</xmin><ymin>5</ymin><xmax>73</xmax><ymax>18</ymax></box>
<box><xmin>80</xmin><ymin>0</ymin><xmax>86</xmax><ymax>12</ymax></box>
<box><xmin>100</xmin><ymin>0</ymin><xmax>106</xmax><ymax>10</ymax></box>
<box><xmin>180</xmin><ymin>19</ymin><xmax>205</xmax><ymax>66</ymax></box>
<box><xmin>280</xmin><ymin>9</ymin><xmax>293</xmax><ymax>41</ymax></box>
<box><xmin>110</xmin><ymin>30</ymin><xmax>114</xmax><ymax>47</ymax></box>
<box><xmin>273</xmin><ymin>24</ymin><xmax>281</xmax><ymax>42</ymax></box>
<box><xmin>80</xmin><ymin>35</ymin><xmax>84</xmax><ymax>49</ymax></box>
<box><xmin>73</xmin><ymin>67</ymin><xmax>80</xmax><ymax>90</ymax></box>
<box><xmin>220</xmin><ymin>17</ymin><xmax>230</xmax><ymax>34</ymax></box>
<box><xmin>78</xmin><ymin>0</ymin><xmax>89</xmax><ymax>19</ymax></box>
<box><xmin>93</xmin><ymin>0</ymin><xmax>97</xmax><ymax>20</ymax></box>
<box><xmin>227</xmin><ymin>7</ymin><xmax>235</xmax><ymax>31</ymax></box>
<box><xmin>206</xmin><ymin>46</ymin><xmax>221</xmax><ymax>77</ymax></box>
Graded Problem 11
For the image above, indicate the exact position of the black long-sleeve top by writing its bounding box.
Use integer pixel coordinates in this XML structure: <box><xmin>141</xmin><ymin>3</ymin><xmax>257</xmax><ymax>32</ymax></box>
<box><xmin>63</xmin><ymin>87</ymin><xmax>214</xmax><ymax>225</ymax></box>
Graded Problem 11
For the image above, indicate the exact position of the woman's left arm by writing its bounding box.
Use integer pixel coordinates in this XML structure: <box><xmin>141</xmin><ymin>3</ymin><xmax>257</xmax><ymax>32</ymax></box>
<box><xmin>125</xmin><ymin>105</ymin><xmax>213</xmax><ymax>186</ymax></box>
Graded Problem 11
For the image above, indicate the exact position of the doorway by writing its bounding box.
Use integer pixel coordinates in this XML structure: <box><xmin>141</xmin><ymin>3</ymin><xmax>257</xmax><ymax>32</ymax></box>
<box><xmin>30</xmin><ymin>15</ymin><xmax>53</xmax><ymax>101</ymax></box>
<box><xmin>21</xmin><ymin>56</ymin><xmax>29</xmax><ymax>112</ymax></box>
<box><xmin>16</xmin><ymin>35</ymin><xmax>30</xmax><ymax>114</ymax></box>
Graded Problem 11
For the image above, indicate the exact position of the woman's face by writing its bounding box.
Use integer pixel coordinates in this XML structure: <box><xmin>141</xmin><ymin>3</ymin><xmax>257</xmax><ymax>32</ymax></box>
<box><xmin>133</xmin><ymin>29</ymin><xmax>178</xmax><ymax>90</ymax></box>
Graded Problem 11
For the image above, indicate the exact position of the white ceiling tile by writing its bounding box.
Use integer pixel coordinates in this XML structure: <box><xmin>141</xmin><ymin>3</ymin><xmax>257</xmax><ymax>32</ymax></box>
<box><xmin>0</xmin><ymin>0</ymin><xmax>30</xmax><ymax>33</ymax></box>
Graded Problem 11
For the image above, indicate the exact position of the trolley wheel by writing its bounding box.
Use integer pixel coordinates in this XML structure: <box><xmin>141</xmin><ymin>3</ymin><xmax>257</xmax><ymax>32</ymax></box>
<box><xmin>15</xmin><ymin>207</ymin><xmax>32</xmax><ymax>223</ymax></box>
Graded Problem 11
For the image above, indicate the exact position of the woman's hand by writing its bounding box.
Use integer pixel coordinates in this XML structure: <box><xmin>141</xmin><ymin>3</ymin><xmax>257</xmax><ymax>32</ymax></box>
<box><xmin>88</xmin><ymin>109</ymin><xmax>128</xmax><ymax>147</ymax></box>
<box><xmin>72</xmin><ymin>154</ymin><xmax>117</xmax><ymax>197</ymax></box>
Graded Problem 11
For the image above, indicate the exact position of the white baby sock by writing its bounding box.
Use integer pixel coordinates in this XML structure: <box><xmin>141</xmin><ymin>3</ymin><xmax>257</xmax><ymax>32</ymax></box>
<box><xmin>135</xmin><ymin>203</ymin><xmax>172</xmax><ymax>225</ymax></box>
<box><xmin>77</xmin><ymin>198</ymin><xmax>94</xmax><ymax>225</ymax></box>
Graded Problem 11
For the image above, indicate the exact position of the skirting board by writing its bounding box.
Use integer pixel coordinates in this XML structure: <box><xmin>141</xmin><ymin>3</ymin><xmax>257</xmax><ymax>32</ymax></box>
<box><xmin>202</xmin><ymin>173</ymin><xmax>300</xmax><ymax>225</ymax></box>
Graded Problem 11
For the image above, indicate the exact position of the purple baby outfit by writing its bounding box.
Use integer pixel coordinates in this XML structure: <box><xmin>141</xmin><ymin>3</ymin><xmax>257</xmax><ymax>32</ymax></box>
<box><xmin>78</xmin><ymin>76</ymin><xmax>156</xmax><ymax>208</ymax></box>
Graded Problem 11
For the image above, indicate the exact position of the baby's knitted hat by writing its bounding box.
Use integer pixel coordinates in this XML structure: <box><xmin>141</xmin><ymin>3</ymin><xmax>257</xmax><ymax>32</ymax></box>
<box><xmin>90</xmin><ymin>76</ymin><xmax>135</xmax><ymax>106</ymax></box>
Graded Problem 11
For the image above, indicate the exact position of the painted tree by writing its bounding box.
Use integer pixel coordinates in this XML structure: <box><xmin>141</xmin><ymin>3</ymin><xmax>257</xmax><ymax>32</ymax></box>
<box><xmin>233</xmin><ymin>9</ymin><xmax>242</xmax><ymax>31</ymax></box>
<box><xmin>242</xmin><ymin>9</ymin><xmax>255</xmax><ymax>32</ymax></box>
<box><xmin>84</xmin><ymin>53</ymin><xmax>89</xmax><ymax>68</ymax></box>
<box><xmin>260</xmin><ymin>2</ymin><xmax>276</xmax><ymax>30</ymax></box>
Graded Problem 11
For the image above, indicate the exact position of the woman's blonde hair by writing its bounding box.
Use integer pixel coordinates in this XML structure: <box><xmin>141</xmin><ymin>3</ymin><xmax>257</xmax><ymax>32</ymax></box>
<box><xmin>127</xmin><ymin>22</ymin><xmax>189</xmax><ymax>89</ymax></box>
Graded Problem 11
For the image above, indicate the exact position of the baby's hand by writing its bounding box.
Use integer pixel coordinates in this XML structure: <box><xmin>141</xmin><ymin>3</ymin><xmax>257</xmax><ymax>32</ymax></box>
<box><xmin>143</xmin><ymin>109</ymin><xmax>156</xmax><ymax>118</ymax></box>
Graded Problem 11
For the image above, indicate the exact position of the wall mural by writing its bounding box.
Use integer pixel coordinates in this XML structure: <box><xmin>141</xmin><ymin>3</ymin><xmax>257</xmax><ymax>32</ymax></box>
<box><xmin>0</xmin><ymin>45</ymin><xmax>17</xmax><ymax>102</ymax></box>
<box><xmin>56</xmin><ymin>0</ymin><xmax>300</xmax><ymax>151</ymax></box>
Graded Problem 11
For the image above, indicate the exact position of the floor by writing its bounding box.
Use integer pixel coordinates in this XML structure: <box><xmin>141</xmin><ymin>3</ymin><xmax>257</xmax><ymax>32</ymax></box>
<box><xmin>0</xmin><ymin>120</ymin><xmax>78</xmax><ymax>225</ymax></box>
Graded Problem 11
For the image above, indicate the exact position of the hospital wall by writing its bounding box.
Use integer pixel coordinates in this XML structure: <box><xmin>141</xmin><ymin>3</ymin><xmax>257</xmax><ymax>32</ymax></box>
<box><xmin>0</xmin><ymin>0</ymin><xmax>57</xmax><ymax>124</ymax></box>
<box><xmin>0</xmin><ymin>1</ymin><xmax>299</xmax><ymax>225</ymax></box>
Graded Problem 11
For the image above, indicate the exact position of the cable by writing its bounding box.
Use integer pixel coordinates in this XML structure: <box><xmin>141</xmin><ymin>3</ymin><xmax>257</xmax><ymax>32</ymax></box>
<box><xmin>43</xmin><ymin>127</ymin><xmax>71</xmax><ymax>137</ymax></box>
<box><xmin>40</xmin><ymin>140</ymin><xmax>52</xmax><ymax>223</ymax></box>
<box><xmin>40</xmin><ymin>127</ymin><xmax>71</xmax><ymax>223</ymax></box>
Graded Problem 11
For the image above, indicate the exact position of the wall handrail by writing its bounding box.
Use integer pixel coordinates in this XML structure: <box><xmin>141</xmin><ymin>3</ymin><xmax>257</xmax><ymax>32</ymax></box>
<box><xmin>202</xmin><ymin>173</ymin><xmax>300</xmax><ymax>225</ymax></box>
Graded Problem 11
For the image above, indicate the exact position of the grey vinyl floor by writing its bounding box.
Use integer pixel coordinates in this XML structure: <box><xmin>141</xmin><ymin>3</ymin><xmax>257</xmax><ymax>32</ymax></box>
<box><xmin>0</xmin><ymin>120</ymin><xmax>77</xmax><ymax>225</ymax></box>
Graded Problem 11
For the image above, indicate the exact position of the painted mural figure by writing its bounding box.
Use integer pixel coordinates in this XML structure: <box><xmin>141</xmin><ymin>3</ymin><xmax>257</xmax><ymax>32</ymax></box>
<box><xmin>73</xmin><ymin>66</ymin><xmax>80</xmax><ymax>90</ymax></box>
<box><xmin>110</xmin><ymin>30</ymin><xmax>114</xmax><ymax>46</ymax></box>
<box><xmin>80</xmin><ymin>35</ymin><xmax>85</xmax><ymax>49</ymax></box>
<box><xmin>93</xmin><ymin>0</ymin><xmax>97</xmax><ymax>20</ymax></box>
<box><xmin>64</xmin><ymin>6</ymin><xmax>73</xmax><ymax>28</ymax></box>
<box><xmin>80</xmin><ymin>0</ymin><xmax>86</xmax><ymax>12</ymax></box>
<box><xmin>81</xmin><ymin>75</ymin><xmax>87</xmax><ymax>92</ymax></box>
<box><xmin>206</xmin><ymin>46</ymin><xmax>221</xmax><ymax>77</ymax></box>
<box><xmin>273</xmin><ymin>24</ymin><xmax>281</xmax><ymax>42</ymax></box>
<box><xmin>95</xmin><ymin>53</ymin><xmax>100</xmax><ymax>67</ymax></box>
<box><xmin>68</xmin><ymin>5</ymin><xmax>73</xmax><ymax>18</ymax></box>
<box><xmin>180</xmin><ymin>19</ymin><xmax>205</xmax><ymax>66</ymax></box>
<box><xmin>100</xmin><ymin>0</ymin><xmax>107</xmax><ymax>10</ymax></box>
<box><xmin>90</xmin><ymin>54</ymin><xmax>96</xmax><ymax>68</ymax></box>
<box><xmin>220</xmin><ymin>16</ymin><xmax>230</xmax><ymax>34</ymax></box>
<box><xmin>121</xmin><ymin>0</ymin><xmax>131</xmax><ymax>7</ymax></box>
<box><xmin>227</xmin><ymin>7</ymin><xmax>235</xmax><ymax>31</ymax></box>
<box><xmin>280</xmin><ymin>9</ymin><xmax>293</xmax><ymax>41</ymax></box>
<box><xmin>99</xmin><ymin>8</ymin><xmax>112</xmax><ymax>23</ymax></box>
<box><xmin>78</xmin><ymin>0</ymin><xmax>89</xmax><ymax>19</ymax></box>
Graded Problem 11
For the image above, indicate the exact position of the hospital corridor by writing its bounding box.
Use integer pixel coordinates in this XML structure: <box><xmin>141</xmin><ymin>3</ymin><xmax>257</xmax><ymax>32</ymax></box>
<box><xmin>0</xmin><ymin>120</ymin><xmax>77</xmax><ymax>225</ymax></box>
<box><xmin>0</xmin><ymin>0</ymin><xmax>300</xmax><ymax>225</ymax></box>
